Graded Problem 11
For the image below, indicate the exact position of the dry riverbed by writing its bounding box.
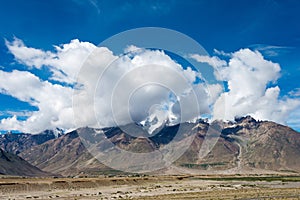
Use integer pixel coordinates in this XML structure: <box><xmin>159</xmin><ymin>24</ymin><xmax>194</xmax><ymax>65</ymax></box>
<box><xmin>0</xmin><ymin>175</ymin><xmax>300</xmax><ymax>199</ymax></box>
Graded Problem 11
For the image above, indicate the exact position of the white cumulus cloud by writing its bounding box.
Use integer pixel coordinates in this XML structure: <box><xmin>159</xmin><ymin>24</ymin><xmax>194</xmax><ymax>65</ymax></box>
<box><xmin>75</xmin><ymin>47</ymin><xmax>212</xmax><ymax>131</ymax></box>
<box><xmin>0</xmin><ymin>70</ymin><xmax>74</xmax><ymax>133</ymax></box>
<box><xmin>6</xmin><ymin>38</ymin><xmax>97</xmax><ymax>84</ymax></box>
<box><xmin>289</xmin><ymin>88</ymin><xmax>300</xmax><ymax>97</ymax></box>
<box><xmin>1</xmin><ymin>38</ymin><xmax>299</xmax><ymax>133</ymax></box>
<box><xmin>1</xmin><ymin>39</ymin><xmax>216</xmax><ymax>133</ymax></box>
<box><xmin>192</xmin><ymin>48</ymin><xmax>300</xmax><ymax>125</ymax></box>
<box><xmin>189</xmin><ymin>54</ymin><xmax>227</xmax><ymax>68</ymax></box>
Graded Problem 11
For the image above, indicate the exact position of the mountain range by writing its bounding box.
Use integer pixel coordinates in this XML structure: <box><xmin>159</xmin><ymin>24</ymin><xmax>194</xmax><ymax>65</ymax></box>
<box><xmin>0</xmin><ymin>128</ymin><xmax>63</xmax><ymax>154</ymax></box>
<box><xmin>0</xmin><ymin>116</ymin><xmax>300</xmax><ymax>177</ymax></box>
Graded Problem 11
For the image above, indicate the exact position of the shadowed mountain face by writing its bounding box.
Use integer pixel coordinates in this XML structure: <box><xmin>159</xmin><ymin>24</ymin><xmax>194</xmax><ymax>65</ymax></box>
<box><xmin>0</xmin><ymin>148</ymin><xmax>52</xmax><ymax>177</ymax></box>
<box><xmin>3</xmin><ymin>116</ymin><xmax>300</xmax><ymax>176</ymax></box>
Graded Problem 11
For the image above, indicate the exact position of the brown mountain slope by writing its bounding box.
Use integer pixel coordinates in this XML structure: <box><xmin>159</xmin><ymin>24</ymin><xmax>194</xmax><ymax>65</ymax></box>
<box><xmin>19</xmin><ymin>126</ymin><xmax>157</xmax><ymax>176</ymax></box>
<box><xmin>20</xmin><ymin>124</ymin><xmax>197</xmax><ymax>176</ymax></box>
<box><xmin>19</xmin><ymin>130</ymin><xmax>105</xmax><ymax>176</ymax></box>
<box><xmin>179</xmin><ymin>116</ymin><xmax>300</xmax><ymax>173</ymax></box>
<box><xmin>0</xmin><ymin>148</ymin><xmax>51</xmax><ymax>177</ymax></box>
<box><xmin>240</xmin><ymin>119</ymin><xmax>300</xmax><ymax>173</ymax></box>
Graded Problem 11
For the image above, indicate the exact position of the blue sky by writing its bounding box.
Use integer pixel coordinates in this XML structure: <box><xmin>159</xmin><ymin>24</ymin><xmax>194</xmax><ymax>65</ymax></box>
<box><xmin>0</xmin><ymin>0</ymin><xmax>299</xmax><ymax>132</ymax></box>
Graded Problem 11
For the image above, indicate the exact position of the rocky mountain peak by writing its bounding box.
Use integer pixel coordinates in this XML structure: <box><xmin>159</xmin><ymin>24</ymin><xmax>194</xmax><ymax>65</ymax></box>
<box><xmin>235</xmin><ymin>115</ymin><xmax>257</xmax><ymax>124</ymax></box>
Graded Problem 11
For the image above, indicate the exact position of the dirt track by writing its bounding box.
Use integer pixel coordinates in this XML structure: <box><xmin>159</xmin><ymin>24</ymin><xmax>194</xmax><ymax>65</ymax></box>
<box><xmin>0</xmin><ymin>175</ymin><xmax>300</xmax><ymax>199</ymax></box>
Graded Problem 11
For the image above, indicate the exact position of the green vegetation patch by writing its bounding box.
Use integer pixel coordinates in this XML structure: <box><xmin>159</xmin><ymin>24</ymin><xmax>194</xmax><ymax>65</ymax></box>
<box><xmin>192</xmin><ymin>176</ymin><xmax>300</xmax><ymax>182</ymax></box>
<box><xmin>181</xmin><ymin>162</ymin><xmax>226</xmax><ymax>169</ymax></box>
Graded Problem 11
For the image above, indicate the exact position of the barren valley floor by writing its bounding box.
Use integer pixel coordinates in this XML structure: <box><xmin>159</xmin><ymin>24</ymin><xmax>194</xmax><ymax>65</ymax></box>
<box><xmin>1</xmin><ymin>175</ymin><xmax>300</xmax><ymax>199</ymax></box>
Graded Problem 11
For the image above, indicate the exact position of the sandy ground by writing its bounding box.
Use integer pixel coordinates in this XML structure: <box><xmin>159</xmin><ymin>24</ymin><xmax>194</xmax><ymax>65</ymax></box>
<box><xmin>0</xmin><ymin>175</ymin><xmax>300</xmax><ymax>199</ymax></box>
